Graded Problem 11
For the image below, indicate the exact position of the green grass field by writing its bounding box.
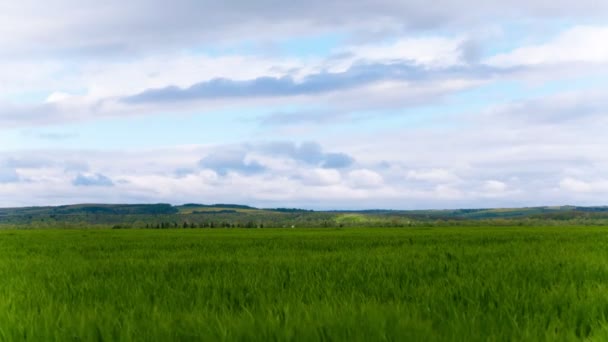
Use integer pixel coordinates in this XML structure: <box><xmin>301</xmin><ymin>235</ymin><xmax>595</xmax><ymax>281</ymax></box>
<box><xmin>1</xmin><ymin>227</ymin><xmax>608</xmax><ymax>341</ymax></box>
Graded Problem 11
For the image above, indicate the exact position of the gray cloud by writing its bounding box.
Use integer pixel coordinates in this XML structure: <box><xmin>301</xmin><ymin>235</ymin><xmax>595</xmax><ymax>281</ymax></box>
<box><xmin>123</xmin><ymin>63</ymin><xmax>427</xmax><ymax>103</ymax></box>
<box><xmin>73</xmin><ymin>173</ymin><xmax>114</xmax><ymax>187</ymax></box>
<box><xmin>258</xmin><ymin>141</ymin><xmax>355</xmax><ymax>168</ymax></box>
<box><xmin>0</xmin><ymin>167</ymin><xmax>19</xmax><ymax>184</ymax></box>
<box><xmin>123</xmin><ymin>62</ymin><xmax>511</xmax><ymax>104</ymax></box>
<box><xmin>199</xmin><ymin>149</ymin><xmax>266</xmax><ymax>175</ymax></box>
<box><xmin>0</xmin><ymin>103</ymin><xmax>62</xmax><ymax>127</ymax></box>
<box><xmin>0</xmin><ymin>156</ymin><xmax>89</xmax><ymax>175</ymax></box>
<box><xmin>3</xmin><ymin>1</ymin><xmax>607</xmax><ymax>58</ymax></box>
<box><xmin>261</xmin><ymin>141</ymin><xmax>325</xmax><ymax>164</ymax></box>
<box><xmin>197</xmin><ymin>141</ymin><xmax>356</xmax><ymax>175</ymax></box>
<box><xmin>174</xmin><ymin>168</ymin><xmax>196</xmax><ymax>178</ymax></box>
<box><xmin>485</xmin><ymin>91</ymin><xmax>608</xmax><ymax>125</ymax></box>
<box><xmin>3</xmin><ymin>157</ymin><xmax>54</xmax><ymax>169</ymax></box>
<box><xmin>0</xmin><ymin>100</ymin><xmax>115</xmax><ymax>129</ymax></box>
<box><xmin>322</xmin><ymin>153</ymin><xmax>355</xmax><ymax>169</ymax></box>
<box><xmin>458</xmin><ymin>39</ymin><xmax>484</xmax><ymax>64</ymax></box>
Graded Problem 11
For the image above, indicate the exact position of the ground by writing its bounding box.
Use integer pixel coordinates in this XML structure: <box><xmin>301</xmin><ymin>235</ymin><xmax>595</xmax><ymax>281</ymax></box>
<box><xmin>0</xmin><ymin>227</ymin><xmax>607</xmax><ymax>341</ymax></box>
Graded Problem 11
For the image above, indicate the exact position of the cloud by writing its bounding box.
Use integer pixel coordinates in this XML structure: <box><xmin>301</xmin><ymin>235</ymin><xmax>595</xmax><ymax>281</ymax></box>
<box><xmin>0</xmin><ymin>98</ymin><xmax>122</xmax><ymax>128</ymax></box>
<box><xmin>322</xmin><ymin>153</ymin><xmax>354</xmax><ymax>169</ymax></box>
<box><xmin>406</xmin><ymin>169</ymin><xmax>460</xmax><ymax>183</ymax></box>
<box><xmin>199</xmin><ymin>149</ymin><xmax>266</xmax><ymax>175</ymax></box>
<box><xmin>258</xmin><ymin>141</ymin><xmax>355</xmax><ymax>168</ymax></box>
<box><xmin>348</xmin><ymin>169</ymin><xmax>384</xmax><ymax>188</ymax></box>
<box><xmin>194</xmin><ymin>141</ymin><xmax>356</xmax><ymax>176</ymax></box>
<box><xmin>73</xmin><ymin>173</ymin><xmax>114</xmax><ymax>187</ymax></box>
<box><xmin>37</xmin><ymin>133</ymin><xmax>79</xmax><ymax>141</ymax></box>
<box><xmin>0</xmin><ymin>4</ymin><xmax>605</xmax><ymax>134</ymax></box>
<box><xmin>45</xmin><ymin>92</ymin><xmax>74</xmax><ymax>103</ymax></box>
<box><xmin>271</xmin><ymin>141</ymin><xmax>324</xmax><ymax>164</ymax></box>
<box><xmin>433</xmin><ymin>184</ymin><xmax>463</xmax><ymax>199</ymax></box>
<box><xmin>560</xmin><ymin>178</ymin><xmax>608</xmax><ymax>193</ymax></box>
<box><xmin>487</xmin><ymin>26</ymin><xmax>608</xmax><ymax>67</ymax></box>
<box><xmin>482</xmin><ymin>180</ymin><xmax>508</xmax><ymax>193</ymax></box>
<box><xmin>0</xmin><ymin>57</ymin><xmax>494</xmax><ymax>129</ymax></box>
<box><xmin>339</xmin><ymin>36</ymin><xmax>466</xmax><ymax>67</ymax></box>
<box><xmin>2</xmin><ymin>1</ymin><xmax>607</xmax><ymax>58</ymax></box>
<box><xmin>0</xmin><ymin>103</ymin><xmax>62</xmax><ymax>127</ymax></box>
<box><xmin>0</xmin><ymin>167</ymin><xmax>19</xmax><ymax>184</ymax></box>
<box><xmin>122</xmin><ymin>62</ymin><xmax>437</xmax><ymax>104</ymax></box>
<box><xmin>3</xmin><ymin>157</ymin><xmax>54</xmax><ymax>169</ymax></box>
<box><xmin>256</xmin><ymin>77</ymin><xmax>486</xmax><ymax>126</ymax></box>
<box><xmin>259</xmin><ymin>110</ymin><xmax>346</xmax><ymax>126</ymax></box>
<box><xmin>481</xmin><ymin>90</ymin><xmax>608</xmax><ymax>126</ymax></box>
<box><xmin>21</xmin><ymin>130</ymin><xmax>79</xmax><ymax>141</ymax></box>
<box><xmin>298</xmin><ymin>168</ymin><xmax>342</xmax><ymax>186</ymax></box>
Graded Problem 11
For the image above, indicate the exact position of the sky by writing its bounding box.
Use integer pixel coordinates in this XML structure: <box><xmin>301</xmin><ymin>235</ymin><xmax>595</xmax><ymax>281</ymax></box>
<box><xmin>1</xmin><ymin>1</ymin><xmax>608</xmax><ymax>209</ymax></box>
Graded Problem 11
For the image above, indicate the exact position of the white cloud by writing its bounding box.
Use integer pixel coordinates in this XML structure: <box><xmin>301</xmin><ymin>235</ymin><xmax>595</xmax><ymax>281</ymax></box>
<box><xmin>433</xmin><ymin>184</ymin><xmax>463</xmax><ymax>199</ymax></box>
<box><xmin>299</xmin><ymin>168</ymin><xmax>342</xmax><ymax>186</ymax></box>
<box><xmin>45</xmin><ymin>92</ymin><xmax>75</xmax><ymax>103</ymax></box>
<box><xmin>407</xmin><ymin>169</ymin><xmax>460</xmax><ymax>183</ymax></box>
<box><xmin>348</xmin><ymin>169</ymin><xmax>384</xmax><ymax>188</ymax></box>
<box><xmin>483</xmin><ymin>180</ymin><xmax>507</xmax><ymax>193</ymax></box>
<box><xmin>559</xmin><ymin>177</ymin><xmax>608</xmax><ymax>193</ymax></box>
<box><xmin>335</xmin><ymin>36</ymin><xmax>466</xmax><ymax>69</ymax></box>
<box><xmin>487</xmin><ymin>26</ymin><xmax>608</xmax><ymax>67</ymax></box>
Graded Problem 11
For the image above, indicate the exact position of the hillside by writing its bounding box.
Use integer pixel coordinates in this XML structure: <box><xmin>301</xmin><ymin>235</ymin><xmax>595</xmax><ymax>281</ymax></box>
<box><xmin>1</xmin><ymin>203</ymin><xmax>608</xmax><ymax>228</ymax></box>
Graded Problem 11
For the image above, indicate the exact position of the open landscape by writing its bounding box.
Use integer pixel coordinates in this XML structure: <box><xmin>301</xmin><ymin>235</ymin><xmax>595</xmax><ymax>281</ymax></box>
<box><xmin>1</xmin><ymin>221</ymin><xmax>608</xmax><ymax>340</ymax></box>
<box><xmin>3</xmin><ymin>1</ymin><xmax>608</xmax><ymax>340</ymax></box>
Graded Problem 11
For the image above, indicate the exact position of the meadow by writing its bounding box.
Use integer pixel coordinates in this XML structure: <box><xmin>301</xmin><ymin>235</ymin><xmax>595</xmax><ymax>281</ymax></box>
<box><xmin>0</xmin><ymin>227</ymin><xmax>607</xmax><ymax>341</ymax></box>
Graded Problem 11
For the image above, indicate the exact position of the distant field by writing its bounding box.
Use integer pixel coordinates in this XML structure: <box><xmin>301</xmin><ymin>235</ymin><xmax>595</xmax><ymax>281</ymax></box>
<box><xmin>1</xmin><ymin>227</ymin><xmax>607</xmax><ymax>341</ymax></box>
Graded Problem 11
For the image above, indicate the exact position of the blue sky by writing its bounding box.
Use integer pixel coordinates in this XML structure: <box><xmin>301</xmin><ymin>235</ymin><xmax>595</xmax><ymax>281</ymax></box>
<box><xmin>1</xmin><ymin>0</ymin><xmax>608</xmax><ymax>209</ymax></box>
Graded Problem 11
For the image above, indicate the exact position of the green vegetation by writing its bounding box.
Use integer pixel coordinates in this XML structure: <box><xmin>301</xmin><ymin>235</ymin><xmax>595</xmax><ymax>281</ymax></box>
<box><xmin>2</xmin><ymin>203</ymin><xmax>608</xmax><ymax>228</ymax></box>
<box><xmin>1</xmin><ymin>227</ymin><xmax>608</xmax><ymax>341</ymax></box>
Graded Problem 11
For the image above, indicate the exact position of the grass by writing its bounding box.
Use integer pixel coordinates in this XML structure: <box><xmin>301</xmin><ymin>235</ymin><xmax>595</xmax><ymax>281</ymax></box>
<box><xmin>0</xmin><ymin>227</ymin><xmax>608</xmax><ymax>341</ymax></box>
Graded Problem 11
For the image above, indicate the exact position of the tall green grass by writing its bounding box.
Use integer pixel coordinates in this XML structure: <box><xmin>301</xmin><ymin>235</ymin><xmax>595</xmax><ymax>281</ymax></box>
<box><xmin>0</xmin><ymin>227</ymin><xmax>607</xmax><ymax>341</ymax></box>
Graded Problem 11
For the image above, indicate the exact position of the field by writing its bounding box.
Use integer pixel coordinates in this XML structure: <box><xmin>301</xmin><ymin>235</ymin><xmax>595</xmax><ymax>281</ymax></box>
<box><xmin>1</xmin><ymin>227</ymin><xmax>608</xmax><ymax>341</ymax></box>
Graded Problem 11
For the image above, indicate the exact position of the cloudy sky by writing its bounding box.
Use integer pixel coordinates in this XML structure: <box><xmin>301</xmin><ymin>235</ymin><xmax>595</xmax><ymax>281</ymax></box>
<box><xmin>1</xmin><ymin>1</ymin><xmax>608</xmax><ymax>209</ymax></box>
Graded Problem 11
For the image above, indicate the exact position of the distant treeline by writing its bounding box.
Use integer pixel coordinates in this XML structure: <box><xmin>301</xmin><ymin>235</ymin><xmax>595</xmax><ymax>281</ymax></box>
<box><xmin>1</xmin><ymin>203</ymin><xmax>608</xmax><ymax>229</ymax></box>
<box><xmin>0</xmin><ymin>204</ymin><xmax>177</xmax><ymax>217</ymax></box>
